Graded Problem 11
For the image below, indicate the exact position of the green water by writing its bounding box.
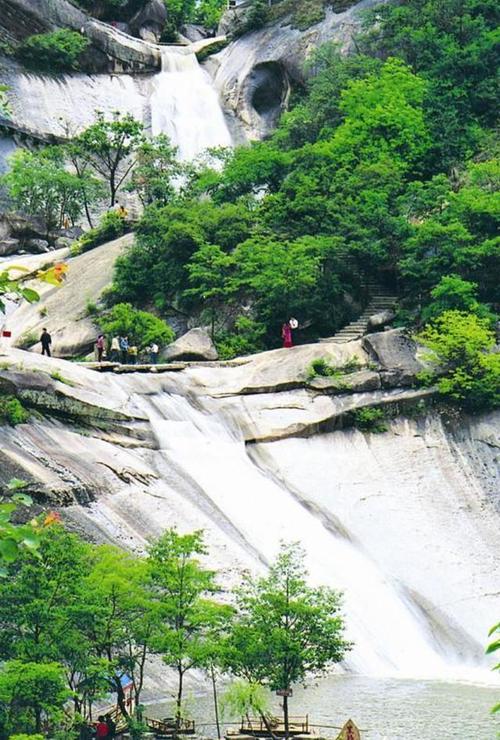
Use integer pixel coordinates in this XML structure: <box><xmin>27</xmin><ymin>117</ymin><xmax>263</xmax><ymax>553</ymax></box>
<box><xmin>149</xmin><ymin>675</ymin><xmax>500</xmax><ymax>740</ymax></box>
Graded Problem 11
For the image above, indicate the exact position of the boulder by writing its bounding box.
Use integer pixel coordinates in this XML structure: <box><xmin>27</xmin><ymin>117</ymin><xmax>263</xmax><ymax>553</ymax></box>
<box><xmin>0</xmin><ymin>237</ymin><xmax>20</xmax><ymax>256</ymax></box>
<box><xmin>129</xmin><ymin>0</ymin><xmax>167</xmax><ymax>43</ymax></box>
<box><xmin>23</xmin><ymin>238</ymin><xmax>50</xmax><ymax>253</ymax></box>
<box><xmin>181</xmin><ymin>23</ymin><xmax>212</xmax><ymax>41</ymax></box>
<box><xmin>367</xmin><ymin>309</ymin><xmax>395</xmax><ymax>331</ymax></box>
<box><xmin>161</xmin><ymin>328</ymin><xmax>218</xmax><ymax>362</ymax></box>
<box><xmin>362</xmin><ymin>329</ymin><xmax>424</xmax><ymax>384</ymax></box>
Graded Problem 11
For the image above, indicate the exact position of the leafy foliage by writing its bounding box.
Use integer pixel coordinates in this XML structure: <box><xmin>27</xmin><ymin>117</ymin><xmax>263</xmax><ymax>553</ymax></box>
<box><xmin>224</xmin><ymin>542</ymin><xmax>350</xmax><ymax>733</ymax></box>
<box><xmin>71</xmin><ymin>211</ymin><xmax>127</xmax><ymax>255</ymax></box>
<box><xmin>348</xmin><ymin>407</ymin><xmax>388</xmax><ymax>434</ymax></box>
<box><xmin>417</xmin><ymin>310</ymin><xmax>499</xmax><ymax>410</ymax></box>
<box><xmin>17</xmin><ymin>30</ymin><xmax>89</xmax><ymax>72</ymax></box>
<box><xmin>2</xmin><ymin>148</ymin><xmax>101</xmax><ymax>241</ymax></box>
<box><xmin>98</xmin><ymin>303</ymin><xmax>175</xmax><ymax>349</ymax></box>
<box><xmin>486</xmin><ymin>622</ymin><xmax>500</xmax><ymax>713</ymax></box>
<box><xmin>0</xmin><ymin>395</ymin><xmax>28</xmax><ymax>426</ymax></box>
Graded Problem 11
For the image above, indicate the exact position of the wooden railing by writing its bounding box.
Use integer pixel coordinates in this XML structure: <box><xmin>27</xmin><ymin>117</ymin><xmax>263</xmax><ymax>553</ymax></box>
<box><xmin>240</xmin><ymin>715</ymin><xmax>309</xmax><ymax>735</ymax></box>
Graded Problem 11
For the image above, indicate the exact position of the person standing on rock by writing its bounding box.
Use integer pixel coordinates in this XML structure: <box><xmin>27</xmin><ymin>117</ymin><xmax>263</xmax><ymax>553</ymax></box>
<box><xmin>150</xmin><ymin>342</ymin><xmax>159</xmax><ymax>364</ymax></box>
<box><xmin>96</xmin><ymin>334</ymin><xmax>105</xmax><ymax>362</ymax></box>
<box><xmin>40</xmin><ymin>328</ymin><xmax>52</xmax><ymax>357</ymax></box>
<box><xmin>281</xmin><ymin>321</ymin><xmax>293</xmax><ymax>348</ymax></box>
<box><xmin>110</xmin><ymin>335</ymin><xmax>120</xmax><ymax>362</ymax></box>
<box><xmin>119</xmin><ymin>335</ymin><xmax>129</xmax><ymax>364</ymax></box>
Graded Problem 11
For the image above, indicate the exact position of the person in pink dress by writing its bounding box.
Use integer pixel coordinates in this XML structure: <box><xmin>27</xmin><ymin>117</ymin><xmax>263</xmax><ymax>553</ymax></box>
<box><xmin>282</xmin><ymin>321</ymin><xmax>293</xmax><ymax>348</ymax></box>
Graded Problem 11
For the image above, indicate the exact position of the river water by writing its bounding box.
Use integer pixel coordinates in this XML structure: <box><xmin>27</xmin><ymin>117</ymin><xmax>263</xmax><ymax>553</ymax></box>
<box><xmin>148</xmin><ymin>675</ymin><xmax>500</xmax><ymax>739</ymax></box>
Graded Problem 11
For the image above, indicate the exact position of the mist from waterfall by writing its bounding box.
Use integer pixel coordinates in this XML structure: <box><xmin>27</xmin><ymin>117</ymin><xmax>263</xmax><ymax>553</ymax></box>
<box><xmin>151</xmin><ymin>47</ymin><xmax>232</xmax><ymax>160</ymax></box>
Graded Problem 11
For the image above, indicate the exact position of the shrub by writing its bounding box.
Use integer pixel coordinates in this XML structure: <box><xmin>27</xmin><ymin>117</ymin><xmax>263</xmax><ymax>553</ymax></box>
<box><xmin>349</xmin><ymin>407</ymin><xmax>388</xmax><ymax>433</ymax></box>
<box><xmin>17</xmin><ymin>30</ymin><xmax>89</xmax><ymax>72</ymax></box>
<box><xmin>17</xmin><ymin>332</ymin><xmax>38</xmax><ymax>350</ymax></box>
<box><xmin>99</xmin><ymin>303</ymin><xmax>174</xmax><ymax>349</ymax></box>
<box><xmin>72</xmin><ymin>211</ymin><xmax>127</xmax><ymax>255</ymax></box>
<box><xmin>216</xmin><ymin>317</ymin><xmax>266</xmax><ymax>360</ymax></box>
<box><xmin>306</xmin><ymin>356</ymin><xmax>363</xmax><ymax>380</ymax></box>
<box><xmin>417</xmin><ymin>310</ymin><xmax>500</xmax><ymax>411</ymax></box>
<box><xmin>0</xmin><ymin>395</ymin><xmax>28</xmax><ymax>425</ymax></box>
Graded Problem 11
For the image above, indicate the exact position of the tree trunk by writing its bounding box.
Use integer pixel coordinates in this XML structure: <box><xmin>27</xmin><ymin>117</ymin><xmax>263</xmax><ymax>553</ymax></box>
<box><xmin>283</xmin><ymin>696</ymin><xmax>290</xmax><ymax>740</ymax></box>
<box><xmin>34</xmin><ymin>705</ymin><xmax>42</xmax><ymax>733</ymax></box>
<box><xmin>176</xmin><ymin>666</ymin><xmax>184</xmax><ymax>728</ymax></box>
<box><xmin>210</xmin><ymin>665</ymin><xmax>221</xmax><ymax>740</ymax></box>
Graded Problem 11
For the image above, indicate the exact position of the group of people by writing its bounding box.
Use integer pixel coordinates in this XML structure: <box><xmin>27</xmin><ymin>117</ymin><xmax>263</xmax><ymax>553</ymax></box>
<box><xmin>96</xmin><ymin>335</ymin><xmax>160</xmax><ymax>365</ymax></box>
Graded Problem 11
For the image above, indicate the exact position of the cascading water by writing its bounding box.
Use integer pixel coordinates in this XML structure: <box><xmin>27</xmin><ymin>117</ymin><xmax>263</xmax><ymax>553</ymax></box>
<box><xmin>122</xmin><ymin>387</ymin><xmax>495</xmax><ymax>683</ymax></box>
<box><xmin>150</xmin><ymin>48</ymin><xmax>232</xmax><ymax>160</ymax></box>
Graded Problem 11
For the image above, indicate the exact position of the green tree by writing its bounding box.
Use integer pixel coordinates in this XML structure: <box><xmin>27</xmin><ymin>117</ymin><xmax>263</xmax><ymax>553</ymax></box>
<box><xmin>74</xmin><ymin>113</ymin><xmax>144</xmax><ymax>206</ymax></box>
<box><xmin>0</xmin><ymin>661</ymin><xmax>69</xmax><ymax>736</ymax></box>
<box><xmin>422</xmin><ymin>275</ymin><xmax>494</xmax><ymax>322</ymax></box>
<box><xmin>149</xmin><ymin>529</ymin><xmax>231</xmax><ymax>726</ymax></box>
<box><xmin>418</xmin><ymin>310</ymin><xmax>500</xmax><ymax>410</ymax></box>
<box><xmin>185</xmin><ymin>244</ymin><xmax>236</xmax><ymax>339</ymax></box>
<box><xmin>362</xmin><ymin>0</ymin><xmax>499</xmax><ymax>170</ymax></box>
<box><xmin>17</xmin><ymin>29</ymin><xmax>89</xmax><ymax>72</ymax></box>
<box><xmin>128</xmin><ymin>134</ymin><xmax>181</xmax><ymax>208</ymax></box>
<box><xmin>2</xmin><ymin>148</ymin><xmax>100</xmax><ymax>242</ymax></box>
<box><xmin>225</xmin><ymin>542</ymin><xmax>350</xmax><ymax>740</ymax></box>
<box><xmin>99</xmin><ymin>303</ymin><xmax>174</xmax><ymax>349</ymax></box>
<box><xmin>84</xmin><ymin>545</ymin><xmax>157</xmax><ymax>717</ymax></box>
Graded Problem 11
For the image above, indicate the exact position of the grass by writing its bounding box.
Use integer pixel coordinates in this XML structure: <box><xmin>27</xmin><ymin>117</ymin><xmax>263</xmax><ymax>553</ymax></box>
<box><xmin>17</xmin><ymin>332</ymin><xmax>38</xmax><ymax>350</ymax></box>
<box><xmin>0</xmin><ymin>394</ymin><xmax>29</xmax><ymax>425</ymax></box>
<box><xmin>306</xmin><ymin>356</ymin><xmax>363</xmax><ymax>381</ymax></box>
<box><xmin>50</xmin><ymin>370</ymin><xmax>76</xmax><ymax>387</ymax></box>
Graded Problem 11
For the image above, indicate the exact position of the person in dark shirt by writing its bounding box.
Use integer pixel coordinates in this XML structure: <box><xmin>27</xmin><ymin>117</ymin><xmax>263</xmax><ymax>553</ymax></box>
<box><xmin>40</xmin><ymin>328</ymin><xmax>52</xmax><ymax>356</ymax></box>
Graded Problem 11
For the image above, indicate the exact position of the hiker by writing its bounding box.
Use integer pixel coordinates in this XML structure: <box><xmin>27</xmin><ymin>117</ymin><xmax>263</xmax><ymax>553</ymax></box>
<box><xmin>128</xmin><ymin>344</ymin><xmax>138</xmax><ymax>365</ymax></box>
<box><xmin>281</xmin><ymin>321</ymin><xmax>293</xmax><ymax>349</ymax></box>
<box><xmin>150</xmin><ymin>342</ymin><xmax>159</xmax><ymax>364</ymax></box>
<box><xmin>105</xmin><ymin>713</ymin><xmax>116</xmax><ymax>739</ymax></box>
<box><xmin>40</xmin><ymin>328</ymin><xmax>52</xmax><ymax>356</ymax></box>
<box><xmin>96</xmin><ymin>334</ymin><xmax>105</xmax><ymax>362</ymax></box>
<box><xmin>95</xmin><ymin>716</ymin><xmax>109</xmax><ymax>738</ymax></box>
<box><xmin>119</xmin><ymin>336</ymin><xmax>129</xmax><ymax>364</ymax></box>
<box><xmin>110</xmin><ymin>336</ymin><xmax>120</xmax><ymax>362</ymax></box>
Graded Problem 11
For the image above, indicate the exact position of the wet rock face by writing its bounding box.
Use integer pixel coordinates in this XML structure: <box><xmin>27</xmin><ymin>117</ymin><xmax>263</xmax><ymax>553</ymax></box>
<box><xmin>247</xmin><ymin>61</ymin><xmax>289</xmax><ymax>131</ymax></box>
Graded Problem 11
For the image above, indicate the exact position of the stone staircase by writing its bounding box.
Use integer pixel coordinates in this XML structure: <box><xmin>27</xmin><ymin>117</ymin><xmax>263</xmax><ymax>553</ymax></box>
<box><xmin>320</xmin><ymin>291</ymin><xmax>398</xmax><ymax>344</ymax></box>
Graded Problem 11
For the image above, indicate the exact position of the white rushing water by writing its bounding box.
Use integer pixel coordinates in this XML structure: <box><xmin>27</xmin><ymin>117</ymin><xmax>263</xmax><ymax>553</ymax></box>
<box><xmin>150</xmin><ymin>47</ymin><xmax>232</xmax><ymax>159</ymax></box>
<box><xmin>124</xmin><ymin>388</ymin><xmax>498</xmax><ymax>684</ymax></box>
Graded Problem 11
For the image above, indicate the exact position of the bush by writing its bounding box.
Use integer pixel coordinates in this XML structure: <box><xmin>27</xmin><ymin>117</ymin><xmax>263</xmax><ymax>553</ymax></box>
<box><xmin>349</xmin><ymin>407</ymin><xmax>388</xmax><ymax>433</ymax></box>
<box><xmin>417</xmin><ymin>310</ymin><xmax>500</xmax><ymax>411</ymax></box>
<box><xmin>17</xmin><ymin>30</ymin><xmax>89</xmax><ymax>72</ymax></box>
<box><xmin>99</xmin><ymin>303</ymin><xmax>175</xmax><ymax>349</ymax></box>
<box><xmin>72</xmin><ymin>211</ymin><xmax>127</xmax><ymax>256</ymax></box>
<box><xmin>216</xmin><ymin>317</ymin><xmax>266</xmax><ymax>360</ymax></box>
<box><xmin>0</xmin><ymin>396</ymin><xmax>28</xmax><ymax>426</ymax></box>
<box><xmin>306</xmin><ymin>356</ymin><xmax>363</xmax><ymax>380</ymax></box>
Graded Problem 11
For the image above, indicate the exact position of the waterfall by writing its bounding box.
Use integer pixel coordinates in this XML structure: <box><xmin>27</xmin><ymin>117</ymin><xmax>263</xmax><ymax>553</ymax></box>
<box><xmin>124</xmin><ymin>388</ymin><xmax>495</xmax><ymax>683</ymax></box>
<box><xmin>150</xmin><ymin>47</ymin><xmax>232</xmax><ymax>160</ymax></box>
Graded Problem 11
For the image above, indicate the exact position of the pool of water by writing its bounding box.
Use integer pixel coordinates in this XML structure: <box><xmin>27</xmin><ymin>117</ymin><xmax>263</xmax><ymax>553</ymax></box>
<box><xmin>148</xmin><ymin>675</ymin><xmax>500</xmax><ymax>740</ymax></box>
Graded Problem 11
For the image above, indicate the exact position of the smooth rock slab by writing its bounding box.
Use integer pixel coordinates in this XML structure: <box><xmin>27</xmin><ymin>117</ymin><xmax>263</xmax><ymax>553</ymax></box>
<box><xmin>161</xmin><ymin>328</ymin><xmax>218</xmax><ymax>362</ymax></box>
